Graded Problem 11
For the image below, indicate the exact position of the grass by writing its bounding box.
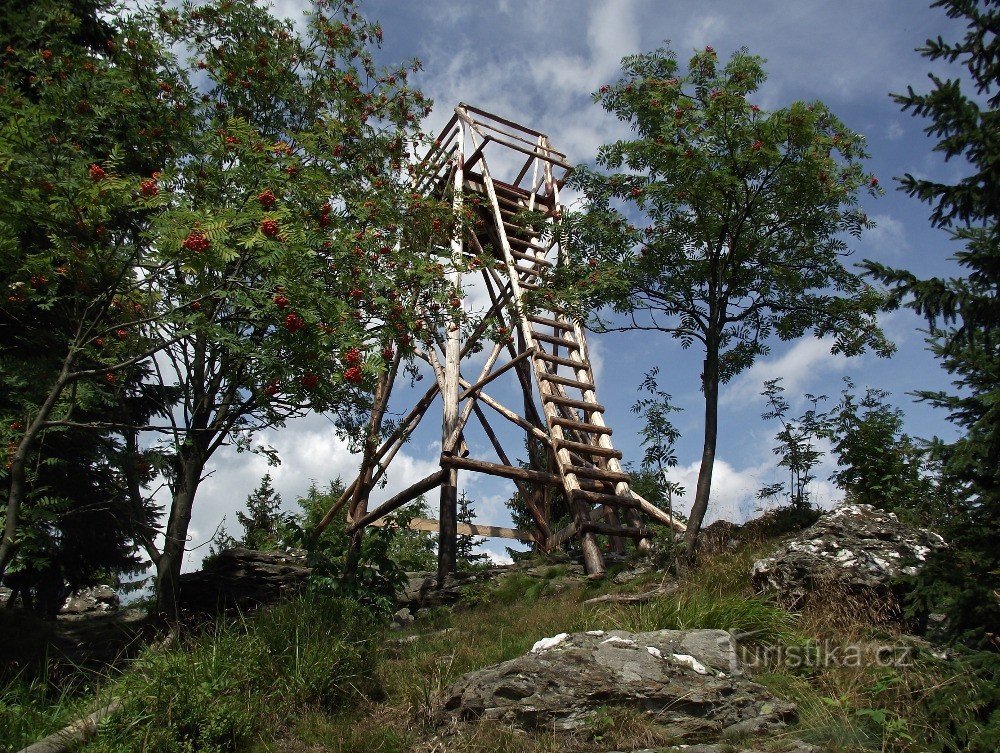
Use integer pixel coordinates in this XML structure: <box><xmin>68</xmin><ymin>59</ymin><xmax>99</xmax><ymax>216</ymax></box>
<box><xmin>11</xmin><ymin>524</ymin><xmax>999</xmax><ymax>753</ymax></box>
<box><xmin>0</xmin><ymin>670</ymin><xmax>99</xmax><ymax>752</ymax></box>
<box><xmin>80</xmin><ymin>596</ymin><xmax>383</xmax><ymax>753</ymax></box>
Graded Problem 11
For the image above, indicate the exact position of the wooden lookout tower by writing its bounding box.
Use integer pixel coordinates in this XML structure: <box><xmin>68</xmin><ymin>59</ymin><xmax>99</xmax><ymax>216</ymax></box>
<box><xmin>317</xmin><ymin>104</ymin><xmax>684</xmax><ymax>582</ymax></box>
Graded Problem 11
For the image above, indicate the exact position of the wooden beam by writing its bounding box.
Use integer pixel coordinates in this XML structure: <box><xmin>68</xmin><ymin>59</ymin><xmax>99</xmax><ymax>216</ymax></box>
<box><xmin>347</xmin><ymin>469</ymin><xmax>449</xmax><ymax>533</ymax></box>
<box><xmin>457</xmin><ymin>348</ymin><xmax>535</xmax><ymax>401</ymax></box>
<box><xmin>582</xmin><ymin>521</ymin><xmax>656</xmax><ymax>540</ymax></box>
<box><xmin>370</xmin><ymin>516</ymin><xmax>533</xmax><ymax>542</ymax></box>
<box><xmin>313</xmin><ymin>381</ymin><xmax>439</xmax><ymax>535</ymax></box>
<box><xmin>465</xmin><ymin>382</ymin><xmax>550</xmax><ymax>445</ymax></box>
<box><xmin>440</xmin><ymin>454</ymin><xmax>562</xmax><ymax>486</ymax></box>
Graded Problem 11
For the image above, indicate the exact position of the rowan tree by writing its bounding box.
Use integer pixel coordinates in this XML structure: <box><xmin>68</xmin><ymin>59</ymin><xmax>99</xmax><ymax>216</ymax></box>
<box><xmin>561</xmin><ymin>45</ymin><xmax>892</xmax><ymax>556</ymax></box>
<box><xmin>133</xmin><ymin>0</ymin><xmax>452</xmax><ymax>615</ymax></box>
<box><xmin>0</xmin><ymin>1</ymin><xmax>186</xmax><ymax>588</ymax></box>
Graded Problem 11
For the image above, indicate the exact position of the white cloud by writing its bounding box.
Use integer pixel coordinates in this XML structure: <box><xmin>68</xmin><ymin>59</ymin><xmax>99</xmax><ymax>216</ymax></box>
<box><xmin>180</xmin><ymin>412</ymin><xmax>440</xmax><ymax>571</ymax></box>
<box><xmin>886</xmin><ymin>121</ymin><xmax>905</xmax><ymax>141</ymax></box>
<box><xmin>668</xmin><ymin>446</ymin><xmax>842</xmax><ymax>525</ymax></box>
<box><xmin>863</xmin><ymin>213</ymin><xmax>910</xmax><ymax>257</ymax></box>
<box><xmin>722</xmin><ymin>337</ymin><xmax>850</xmax><ymax>408</ymax></box>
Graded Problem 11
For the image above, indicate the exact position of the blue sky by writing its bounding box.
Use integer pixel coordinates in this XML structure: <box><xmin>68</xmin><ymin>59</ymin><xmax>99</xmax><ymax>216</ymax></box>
<box><xmin>182</xmin><ymin>0</ymin><xmax>973</xmax><ymax>568</ymax></box>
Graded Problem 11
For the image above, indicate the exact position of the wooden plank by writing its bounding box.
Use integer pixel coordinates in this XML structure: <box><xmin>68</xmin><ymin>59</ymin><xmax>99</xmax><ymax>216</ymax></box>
<box><xmin>370</xmin><ymin>516</ymin><xmax>533</xmax><ymax>542</ymax></box>
<box><xmin>533</xmin><ymin>332</ymin><xmax>579</xmax><ymax>350</ymax></box>
<box><xmin>571</xmin><ymin>489</ymin><xmax>642</xmax><ymax>509</ymax></box>
<box><xmin>512</xmin><ymin>250</ymin><xmax>553</xmax><ymax>266</ymax></box>
<box><xmin>535</xmin><ymin>350</ymin><xmax>586</xmax><ymax>369</ymax></box>
<box><xmin>539</xmin><ymin>372</ymin><xmax>594</xmax><ymax>391</ymax></box>
<box><xmin>555</xmin><ymin>437</ymin><xmax>622</xmax><ymax>459</ymax></box>
<box><xmin>564</xmin><ymin>464</ymin><xmax>628</xmax><ymax>482</ymax></box>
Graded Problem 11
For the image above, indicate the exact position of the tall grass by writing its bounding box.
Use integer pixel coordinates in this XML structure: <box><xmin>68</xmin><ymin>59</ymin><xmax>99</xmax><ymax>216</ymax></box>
<box><xmin>602</xmin><ymin>590</ymin><xmax>796</xmax><ymax>647</ymax></box>
<box><xmin>83</xmin><ymin>596</ymin><xmax>383</xmax><ymax>753</ymax></box>
<box><xmin>1</xmin><ymin>672</ymin><xmax>95</xmax><ymax>752</ymax></box>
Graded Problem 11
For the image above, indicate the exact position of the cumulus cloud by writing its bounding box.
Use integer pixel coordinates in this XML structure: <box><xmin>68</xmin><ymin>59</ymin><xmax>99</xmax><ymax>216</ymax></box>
<box><xmin>667</xmin><ymin>446</ymin><xmax>841</xmax><ymax>525</ymax></box>
<box><xmin>180</xmin><ymin>412</ymin><xmax>440</xmax><ymax>571</ymax></box>
<box><xmin>722</xmin><ymin>337</ymin><xmax>851</xmax><ymax>408</ymax></box>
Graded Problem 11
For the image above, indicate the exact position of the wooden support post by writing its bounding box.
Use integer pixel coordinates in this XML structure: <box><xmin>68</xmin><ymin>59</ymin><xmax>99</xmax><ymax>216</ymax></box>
<box><xmin>438</xmin><ymin>145</ymin><xmax>464</xmax><ymax>585</ymax></box>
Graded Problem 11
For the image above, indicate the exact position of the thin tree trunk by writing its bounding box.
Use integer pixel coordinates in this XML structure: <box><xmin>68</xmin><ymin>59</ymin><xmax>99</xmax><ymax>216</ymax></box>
<box><xmin>154</xmin><ymin>445</ymin><xmax>205</xmax><ymax>619</ymax></box>
<box><xmin>0</xmin><ymin>368</ymin><xmax>71</xmax><ymax>579</ymax></box>
<box><xmin>684</xmin><ymin>347</ymin><xmax>720</xmax><ymax>559</ymax></box>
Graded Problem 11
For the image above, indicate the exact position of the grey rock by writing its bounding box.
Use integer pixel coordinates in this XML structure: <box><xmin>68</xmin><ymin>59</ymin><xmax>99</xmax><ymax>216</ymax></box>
<box><xmin>397</xmin><ymin>565</ymin><xmax>522</xmax><ymax>610</ymax></box>
<box><xmin>391</xmin><ymin>607</ymin><xmax>414</xmax><ymax>631</ymax></box>
<box><xmin>612</xmin><ymin>563</ymin><xmax>652</xmax><ymax>584</ymax></box>
<box><xmin>656</xmin><ymin>742</ymin><xmax>820</xmax><ymax>753</ymax></box>
<box><xmin>177</xmin><ymin>547</ymin><xmax>311</xmax><ymax>613</ymax></box>
<box><xmin>442</xmin><ymin>629</ymin><xmax>795</xmax><ymax>739</ymax></box>
<box><xmin>751</xmin><ymin>503</ymin><xmax>946</xmax><ymax>608</ymax></box>
<box><xmin>62</xmin><ymin>585</ymin><xmax>119</xmax><ymax>614</ymax></box>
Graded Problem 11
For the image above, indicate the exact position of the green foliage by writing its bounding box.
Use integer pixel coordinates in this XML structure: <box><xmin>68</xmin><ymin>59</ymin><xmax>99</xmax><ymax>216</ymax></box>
<box><xmin>0</xmin><ymin>671</ymin><xmax>91</xmax><ymax>753</ymax></box>
<box><xmin>285</xmin><ymin>482</ymin><xmax>435</xmax><ymax>616</ymax></box>
<box><xmin>758</xmin><ymin>378</ymin><xmax>828</xmax><ymax>512</ymax></box>
<box><xmin>862</xmin><ymin>0</ymin><xmax>999</xmax><ymax>647</ymax></box>
<box><xmin>209</xmin><ymin>473</ymin><xmax>286</xmax><ymax>558</ymax></box>
<box><xmin>387</xmin><ymin>496</ymin><xmax>437</xmax><ymax>572</ymax></box>
<box><xmin>630</xmin><ymin>368</ymin><xmax>685</xmax><ymax>507</ymax></box>
<box><xmin>562</xmin><ymin>43</ymin><xmax>891</xmax><ymax>546</ymax></box>
<box><xmin>920</xmin><ymin>650</ymin><xmax>1000</xmax><ymax>752</ymax></box>
<box><xmin>88</xmin><ymin>595</ymin><xmax>382</xmax><ymax>753</ymax></box>
<box><xmin>456</xmin><ymin>490</ymin><xmax>489</xmax><ymax>570</ymax></box>
<box><xmin>825</xmin><ymin>379</ymin><xmax>945</xmax><ymax>521</ymax></box>
<box><xmin>607</xmin><ymin>591</ymin><xmax>796</xmax><ymax>647</ymax></box>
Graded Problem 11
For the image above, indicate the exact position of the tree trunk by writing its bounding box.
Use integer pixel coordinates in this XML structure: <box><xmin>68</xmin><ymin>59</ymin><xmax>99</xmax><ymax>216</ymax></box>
<box><xmin>154</xmin><ymin>444</ymin><xmax>206</xmax><ymax>619</ymax></box>
<box><xmin>0</xmin><ymin>368</ymin><xmax>72</xmax><ymax>579</ymax></box>
<box><xmin>684</xmin><ymin>347</ymin><xmax>720</xmax><ymax>559</ymax></box>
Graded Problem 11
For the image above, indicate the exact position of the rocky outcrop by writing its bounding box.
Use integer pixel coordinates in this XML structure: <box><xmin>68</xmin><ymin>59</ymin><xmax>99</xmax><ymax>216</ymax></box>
<box><xmin>176</xmin><ymin>547</ymin><xmax>311</xmax><ymax>613</ymax></box>
<box><xmin>62</xmin><ymin>585</ymin><xmax>119</xmax><ymax>615</ymax></box>
<box><xmin>751</xmin><ymin>503</ymin><xmax>946</xmax><ymax>607</ymax></box>
<box><xmin>442</xmin><ymin>629</ymin><xmax>795</xmax><ymax>740</ymax></box>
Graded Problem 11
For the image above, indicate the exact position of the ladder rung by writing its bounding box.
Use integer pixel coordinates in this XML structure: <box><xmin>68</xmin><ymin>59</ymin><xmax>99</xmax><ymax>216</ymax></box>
<box><xmin>508</xmin><ymin>236</ymin><xmax>546</xmax><ymax>251</ymax></box>
<box><xmin>578</xmin><ymin>478</ymin><xmax>617</xmax><ymax>491</ymax></box>
<box><xmin>519</xmin><ymin>280</ymin><xmax>542</xmax><ymax>291</ymax></box>
<box><xmin>535</xmin><ymin>351</ymin><xmax>585</xmax><ymax>369</ymax></box>
<box><xmin>582</xmin><ymin>521</ymin><xmax>655</xmax><ymax>539</ymax></box>
<box><xmin>564</xmin><ymin>464</ymin><xmax>627</xmax><ymax>481</ymax></box>
<box><xmin>510</xmin><ymin>250</ymin><xmax>552</xmax><ymax>267</ymax></box>
<box><xmin>543</xmin><ymin>393</ymin><xmax>604</xmax><ymax>412</ymax></box>
<box><xmin>556</xmin><ymin>438</ymin><xmax>622</xmax><ymax>459</ymax></box>
<box><xmin>513</xmin><ymin>264</ymin><xmax>543</xmax><ymax>278</ymax></box>
<box><xmin>551</xmin><ymin>417</ymin><xmax>612</xmax><ymax>436</ymax></box>
<box><xmin>533</xmin><ymin>332</ymin><xmax>579</xmax><ymax>350</ymax></box>
<box><xmin>572</xmin><ymin>489</ymin><xmax>641</xmax><ymax>509</ymax></box>
<box><xmin>540</xmin><ymin>372</ymin><xmax>594</xmax><ymax>391</ymax></box>
<box><xmin>528</xmin><ymin>314</ymin><xmax>573</xmax><ymax>330</ymax></box>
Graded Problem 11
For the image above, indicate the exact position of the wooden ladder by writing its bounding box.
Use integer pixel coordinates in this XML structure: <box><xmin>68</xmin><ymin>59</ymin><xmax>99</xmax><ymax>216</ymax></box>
<box><xmin>471</xmin><ymin>167</ymin><xmax>655</xmax><ymax>570</ymax></box>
